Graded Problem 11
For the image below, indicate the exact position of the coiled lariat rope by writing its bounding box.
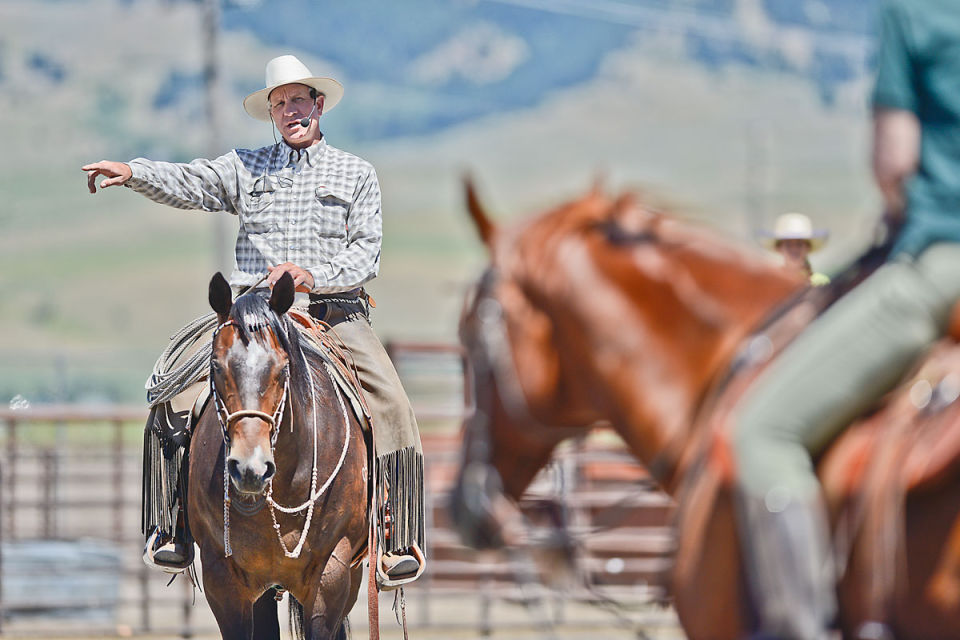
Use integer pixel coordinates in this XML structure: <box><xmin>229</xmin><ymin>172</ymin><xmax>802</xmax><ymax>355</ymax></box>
<box><xmin>146</xmin><ymin>313</ymin><xmax>218</xmax><ymax>407</ymax></box>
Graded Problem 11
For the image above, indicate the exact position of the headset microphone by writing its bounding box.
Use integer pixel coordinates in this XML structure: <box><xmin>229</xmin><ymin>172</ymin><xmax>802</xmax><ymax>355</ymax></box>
<box><xmin>299</xmin><ymin>103</ymin><xmax>318</xmax><ymax>128</ymax></box>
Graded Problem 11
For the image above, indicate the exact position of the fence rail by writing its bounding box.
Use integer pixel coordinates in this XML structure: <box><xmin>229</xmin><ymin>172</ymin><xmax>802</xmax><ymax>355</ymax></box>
<box><xmin>0</xmin><ymin>342</ymin><xmax>678</xmax><ymax>638</ymax></box>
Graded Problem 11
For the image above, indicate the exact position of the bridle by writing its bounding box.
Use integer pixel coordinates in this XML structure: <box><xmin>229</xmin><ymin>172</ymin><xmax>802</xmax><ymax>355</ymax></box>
<box><xmin>209</xmin><ymin>316</ymin><xmax>352</xmax><ymax>560</ymax></box>
<box><xmin>458</xmin><ymin>267</ymin><xmax>662</xmax><ymax>632</ymax></box>
<box><xmin>210</xmin><ymin>319</ymin><xmax>291</xmax><ymax>447</ymax></box>
<box><xmin>457</xmin><ymin>267</ymin><xmax>587</xmax><ymax>546</ymax></box>
<box><xmin>465</xmin><ymin>268</ymin><xmax>594</xmax><ymax>439</ymax></box>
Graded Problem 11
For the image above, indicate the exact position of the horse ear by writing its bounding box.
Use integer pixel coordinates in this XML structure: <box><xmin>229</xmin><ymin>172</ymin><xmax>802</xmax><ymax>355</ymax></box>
<box><xmin>464</xmin><ymin>174</ymin><xmax>497</xmax><ymax>251</ymax></box>
<box><xmin>269</xmin><ymin>272</ymin><xmax>295</xmax><ymax>316</ymax></box>
<box><xmin>590</xmin><ymin>171</ymin><xmax>606</xmax><ymax>197</ymax></box>
<box><xmin>209</xmin><ymin>272</ymin><xmax>232</xmax><ymax>318</ymax></box>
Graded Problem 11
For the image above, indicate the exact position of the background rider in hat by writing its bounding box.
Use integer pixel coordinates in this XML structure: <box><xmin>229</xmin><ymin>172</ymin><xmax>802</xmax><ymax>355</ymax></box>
<box><xmin>82</xmin><ymin>54</ymin><xmax>425</xmax><ymax>584</ymax></box>
<box><xmin>760</xmin><ymin>212</ymin><xmax>831</xmax><ymax>286</ymax></box>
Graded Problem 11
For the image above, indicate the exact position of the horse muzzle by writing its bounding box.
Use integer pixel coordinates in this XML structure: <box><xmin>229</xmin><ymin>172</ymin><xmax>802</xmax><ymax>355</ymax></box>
<box><xmin>449</xmin><ymin>461</ymin><xmax>512</xmax><ymax>550</ymax></box>
<box><xmin>226</xmin><ymin>447</ymin><xmax>276</xmax><ymax>495</ymax></box>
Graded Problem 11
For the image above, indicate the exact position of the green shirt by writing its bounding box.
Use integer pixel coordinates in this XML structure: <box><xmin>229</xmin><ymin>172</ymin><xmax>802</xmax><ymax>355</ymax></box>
<box><xmin>873</xmin><ymin>0</ymin><xmax>960</xmax><ymax>257</ymax></box>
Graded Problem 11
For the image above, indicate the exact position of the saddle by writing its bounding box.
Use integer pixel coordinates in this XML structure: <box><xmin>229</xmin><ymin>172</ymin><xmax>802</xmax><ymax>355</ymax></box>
<box><xmin>678</xmin><ymin>286</ymin><xmax>960</xmax><ymax>627</ymax></box>
<box><xmin>148</xmin><ymin>309</ymin><xmax>372</xmax><ymax>449</ymax></box>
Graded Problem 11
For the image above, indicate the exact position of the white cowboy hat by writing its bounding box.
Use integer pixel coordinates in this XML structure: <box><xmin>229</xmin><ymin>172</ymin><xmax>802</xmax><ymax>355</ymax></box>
<box><xmin>759</xmin><ymin>212</ymin><xmax>828</xmax><ymax>252</ymax></box>
<box><xmin>243</xmin><ymin>55</ymin><xmax>344</xmax><ymax>122</ymax></box>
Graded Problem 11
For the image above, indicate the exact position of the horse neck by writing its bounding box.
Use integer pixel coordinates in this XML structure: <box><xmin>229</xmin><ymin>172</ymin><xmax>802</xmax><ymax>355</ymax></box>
<box><xmin>542</xmin><ymin>225</ymin><xmax>803</xmax><ymax>493</ymax></box>
<box><xmin>270</xmin><ymin>353</ymin><xmax>343</xmax><ymax>499</ymax></box>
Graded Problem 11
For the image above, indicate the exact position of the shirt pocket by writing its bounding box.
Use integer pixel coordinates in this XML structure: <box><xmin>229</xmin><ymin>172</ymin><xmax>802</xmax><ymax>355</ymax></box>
<box><xmin>242</xmin><ymin>183</ymin><xmax>279</xmax><ymax>235</ymax></box>
<box><xmin>313</xmin><ymin>184</ymin><xmax>351</xmax><ymax>240</ymax></box>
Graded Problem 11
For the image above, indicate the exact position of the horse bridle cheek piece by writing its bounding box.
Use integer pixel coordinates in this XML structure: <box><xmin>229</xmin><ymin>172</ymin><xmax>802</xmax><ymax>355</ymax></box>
<box><xmin>459</xmin><ymin>269</ymin><xmax>562</xmax><ymax>543</ymax></box>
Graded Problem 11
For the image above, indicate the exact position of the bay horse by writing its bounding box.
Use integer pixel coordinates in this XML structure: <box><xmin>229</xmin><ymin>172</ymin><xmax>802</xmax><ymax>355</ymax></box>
<box><xmin>188</xmin><ymin>272</ymin><xmax>369</xmax><ymax>640</ymax></box>
<box><xmin>450</xmin><ymin>181</ymin><xmax>960</xmax><ymax>639</ymax></box>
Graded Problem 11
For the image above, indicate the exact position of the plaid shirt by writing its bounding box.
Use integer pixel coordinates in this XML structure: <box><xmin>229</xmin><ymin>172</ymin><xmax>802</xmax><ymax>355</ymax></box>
<box><xmin>126</xmin><ymin>137</ymin><xmax>381</xmax><ymax>294</ymax></box>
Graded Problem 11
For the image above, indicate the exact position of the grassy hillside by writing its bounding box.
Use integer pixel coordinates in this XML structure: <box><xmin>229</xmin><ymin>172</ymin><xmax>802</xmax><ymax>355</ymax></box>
<box><xmin>0</xmin><ymin>3</ymin><xmax>878</xmax><ymax>405</ymax></box>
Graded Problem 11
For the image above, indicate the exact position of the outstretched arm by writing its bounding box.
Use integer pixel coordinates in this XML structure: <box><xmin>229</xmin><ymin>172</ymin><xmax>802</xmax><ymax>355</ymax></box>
<box><xmin>82</xmin><ymin>161</ymin><xmax>133</xmax><ymax>193</ymax></box>
<box><xmin>82</xmin><ymin>154</ymin><xmax>239</xmax><ymax>213</ymax></box>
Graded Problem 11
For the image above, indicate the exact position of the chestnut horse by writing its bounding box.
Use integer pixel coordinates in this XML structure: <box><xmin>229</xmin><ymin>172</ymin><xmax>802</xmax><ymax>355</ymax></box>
<box><xmin>450</xmin><ymin>182</ymin><xmax>960</xmax><ymax>639</ymax></box>
<box><xmin>188</xmin><ymin>272</ymin><xmax>369</xmax><ymax>640</ymax></box>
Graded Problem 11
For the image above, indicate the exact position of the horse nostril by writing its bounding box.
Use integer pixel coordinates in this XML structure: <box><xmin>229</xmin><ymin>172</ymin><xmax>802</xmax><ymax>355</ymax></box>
<box><xmin>227</xmin><ymin>458</ymin><xmax>241</xmax><ymax>482</ymax></box>
<box><xmin>263</xmin><ymin>460</ymin><xmax>276</xmax><ymax>482</ymax></box>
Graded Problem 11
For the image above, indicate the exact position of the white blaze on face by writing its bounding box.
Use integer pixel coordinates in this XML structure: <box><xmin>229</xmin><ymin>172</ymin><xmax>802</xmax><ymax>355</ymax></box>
<box><xmin>227</xmin><ymin>337</ymin><xmax>273</xmax><ymax>407</ymax></box>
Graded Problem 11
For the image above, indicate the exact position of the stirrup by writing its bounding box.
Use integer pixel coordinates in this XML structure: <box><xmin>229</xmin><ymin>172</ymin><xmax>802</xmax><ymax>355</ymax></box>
<box><xmin>376</xmin><ymin>543</ymin><xmax>426</xmax><ymax>591</ymax></box>
<box><xmin>143</xmin><ymin>529</ymin><xmax>194</xmax><ymax>574</ymax></box>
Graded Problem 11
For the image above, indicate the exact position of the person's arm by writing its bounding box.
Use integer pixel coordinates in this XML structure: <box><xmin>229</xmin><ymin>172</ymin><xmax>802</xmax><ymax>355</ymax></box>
<box><xmin>305</xmin><ymin>165</ymin><xmax>383</xmax><ymax>293</ymax></box>
<box><xmin>872</xmin><ymin>108</ymin><xmax>920</xmax><ymax>221</ymax></box>
<box><xmin>871</xmin><ymin>0</ymin><xmax>920</xmax><ymax>223</ymax></box>
<box><xmin>83</xmin><ymin>153</ymin><xmax>240</xmax><ymax>213</ymax></box>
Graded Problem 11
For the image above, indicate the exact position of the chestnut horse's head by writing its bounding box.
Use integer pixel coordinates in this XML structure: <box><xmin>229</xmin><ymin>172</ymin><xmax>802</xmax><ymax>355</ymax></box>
<box><xmin>450</xmin><ymin>178</ymin><xmax>802</xmax><ymax>550</ymax></box>
<box><xmin>450</xmin><ymin>179</ymin><xmax>619</xmax><ymax>548</ymax></box>
<box><xmin>208</xmin><ymin>272</ymin><xmax>296</xmax><ymax>495</ymax></box>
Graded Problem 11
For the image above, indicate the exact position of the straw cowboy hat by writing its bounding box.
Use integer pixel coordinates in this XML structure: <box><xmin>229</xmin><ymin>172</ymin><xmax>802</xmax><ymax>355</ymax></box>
<box><xmin>243</xmin><ymin>55</ymin><xmax>344</xmax><ymax>122</ymax></box>
<box><xmin>760</xmin><ymin>212</ymin><xmax>829</xmax><ymax>252</ymax></box>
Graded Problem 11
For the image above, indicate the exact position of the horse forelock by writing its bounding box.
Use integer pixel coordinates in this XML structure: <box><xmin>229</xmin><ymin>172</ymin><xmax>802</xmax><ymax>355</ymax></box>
<box><xmin>229</xmin><ymin>295</ymin><xmax>302</xmax><ymax>373</ymax></box>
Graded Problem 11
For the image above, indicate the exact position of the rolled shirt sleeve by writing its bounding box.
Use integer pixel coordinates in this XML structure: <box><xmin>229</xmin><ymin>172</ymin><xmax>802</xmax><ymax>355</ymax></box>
<box><xmin>873</xmin><ymin>0</ymin><xmax>918</xmax><ymax>113</ymax></box>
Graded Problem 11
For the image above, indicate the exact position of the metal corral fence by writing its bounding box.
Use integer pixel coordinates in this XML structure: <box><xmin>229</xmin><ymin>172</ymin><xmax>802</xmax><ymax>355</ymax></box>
<box><xmin>0</xmin><ymin>342</ymin><xmax>681</xmax><ymax>638</ymax></box>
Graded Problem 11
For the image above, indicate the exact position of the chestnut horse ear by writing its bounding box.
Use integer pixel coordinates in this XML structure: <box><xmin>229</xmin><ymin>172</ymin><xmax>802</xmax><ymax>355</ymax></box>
<box><xmin>464</xmin><ymin>174</ymin><xmax>497</xmax><ymax>251</ymax></box>
<box><xmin>269</xmin><ymin>272</ymin><xmax>295</xmax><ymax>316</ymax></box>
<box><xmin>209</xmin><ymin>272</ymin><xmax>232</xmax><ymax>318</ymax></box>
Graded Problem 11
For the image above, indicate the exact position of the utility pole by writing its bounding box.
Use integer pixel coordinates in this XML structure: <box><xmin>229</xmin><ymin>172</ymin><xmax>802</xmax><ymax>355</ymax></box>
<box><xmin>202</xmin><ymin>0</ymin><xmax>231</xmax><ymax>276</ymax></box>
<box><xmin>744</xmin><ymin>118</ymin><xmax>773</xmax><ymax>240</ymax></box>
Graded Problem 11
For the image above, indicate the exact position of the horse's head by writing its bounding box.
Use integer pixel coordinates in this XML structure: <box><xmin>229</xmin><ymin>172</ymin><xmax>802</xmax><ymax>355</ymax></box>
<box><xmin>450</xmin><ymin>177</ymin><xmax>803</xmax><ymax>550</ymax></box>
<box><xmin>208</xmin><ymin>272</ymin><xmax>295</xmax><ymax>495</ymax></box>
<box><xmin>450</xmin><ymin>179</ymin><xmax>612</xmax><ymax>549</ymax></box>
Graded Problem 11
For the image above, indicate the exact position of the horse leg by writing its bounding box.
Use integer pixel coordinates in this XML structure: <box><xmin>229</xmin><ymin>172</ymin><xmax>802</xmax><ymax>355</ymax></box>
<box><xmin>672</xmin><ymin>468</ymin><xmax>749</xmax><ymax>640</ymax></box>
<box><xmin>251</xmin><ymin>589</ymin><xmax>281</xmax><ymax>640</ymax></box>
<box><xmin>297</xmin><ymin>537</ymin><xmax>362</xmax><ymax>640</ymax></box>
<box><xmin>199</xmin><ymin>555</ymin><xmax>257</xmax><ymax>639</ymax></box>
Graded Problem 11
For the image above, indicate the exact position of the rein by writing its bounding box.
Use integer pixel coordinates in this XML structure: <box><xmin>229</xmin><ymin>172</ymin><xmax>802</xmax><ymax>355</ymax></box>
<box><xmin>469</xmin><ymin>269</ymin><xmax>601</xmax><ymax>440</ymax></box>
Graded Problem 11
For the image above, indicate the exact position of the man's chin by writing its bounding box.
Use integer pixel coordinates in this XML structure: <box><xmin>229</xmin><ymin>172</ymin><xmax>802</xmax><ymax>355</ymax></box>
<box><xmin>282</xmin><ymin>130</ymin><xmax>312</xmax><ymax>148</ymax></box>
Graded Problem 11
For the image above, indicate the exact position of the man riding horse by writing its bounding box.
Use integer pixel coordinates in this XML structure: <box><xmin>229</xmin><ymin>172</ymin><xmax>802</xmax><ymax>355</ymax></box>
<box><xmin>82</xmin><ymin>54</ymin><xmax>425</xmax><ymax>584</ymax></box>
<box><xmin>732</xmin><ymin>1</ymin><xmax>960</xmax><ymax>637</ymax></box>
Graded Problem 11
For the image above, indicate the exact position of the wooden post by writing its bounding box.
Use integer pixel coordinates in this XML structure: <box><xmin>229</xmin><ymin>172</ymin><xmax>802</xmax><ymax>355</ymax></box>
<box><xmin>139</xmin><ymin>561</ymin><xmax>151</xmax><ymax>632</ymax></box>
<box><xmin>7</xmin><ymin>419</ymin><xmax>16</xmax><ymax>541</ymax></box>
<box><xmin>181</xmin><ymin>573</ymin><xmax>194</xmax><ymax>639</ymax></box>
<box><xmin>113</xmin><ymin>419</ymin><xmax>124</xmax><ymax>541</ymax></box>
<box><xmin>42</xmin><ymin>448</ymin><xmax>55</xmax><ymax>538</ymax></box>
<box><xmin>0</xmin><ymin>448</ymin><xmax>5</xmax><ymax>634</ymax></box>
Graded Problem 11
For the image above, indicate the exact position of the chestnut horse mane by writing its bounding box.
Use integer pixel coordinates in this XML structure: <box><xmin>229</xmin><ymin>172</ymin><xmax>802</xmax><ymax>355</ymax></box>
<box><xmin>467</xmin><ymin>178</ymin><xmax>802</xmax><ymax>335</ymax></box>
